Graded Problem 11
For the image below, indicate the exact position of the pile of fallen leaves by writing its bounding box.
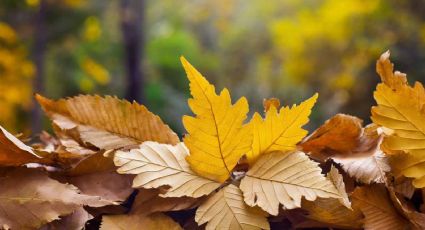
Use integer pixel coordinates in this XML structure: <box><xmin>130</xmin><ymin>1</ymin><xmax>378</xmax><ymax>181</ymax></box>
<box><xmin>1</xmin><ymin>51</ymin><xmax>425</xmax><ymax>229</ymax></box>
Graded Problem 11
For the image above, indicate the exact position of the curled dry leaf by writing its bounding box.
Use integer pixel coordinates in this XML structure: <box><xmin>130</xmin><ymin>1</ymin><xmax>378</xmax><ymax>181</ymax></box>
<box><xmin>101</xmin><ymin>213</ymin><xmax>182</xmax><ymax>230</ymax></box>
<box><xmin>240</xmin><ymin>151</ymin><xmax>341</xmax><ymax>215</ymax></box>
<box><xmin>195</xmin><ymin>184</ymin><xmax>270</xmax><ymax>230</ymax></box>
<box><xmin>371</xmin><ymin>51</ymin><xmax>425</xmax><ymax>187</ymax></box>
<box><xmin>114</xmin><ymin>141</ymin><xmax>221</xmax><ymax>198</ymax></box>
<box><xmin>247</xmin><ymin>94</ymin><xmax>317</xmax><ymax>165</ymax></box>
<box><xmin>181</xmin><ymin>57</ymin><xmax>252</xmax><ymax>183</ymax></box>
<box><xmin>389</xmin><ymin>187</ymin><xmax>425</xmax><ymax>229</ymax></box>
<box><xmin>333</xmin><ymin>149</ymin><xmax>390</xmax><ymax>184</ymax></box>
<box><xmin>36</xmin><ymin>94</ymin><xmax>179</xmax><ymax>150</ymax></box>
<box><xmin>0</xmin><ymin>168</ymin><xmax>110</xmax><ymax>229</ymax></box>
<box><xmin>352</xmin><ymin>184</ymin><xmax>409</xmax><ymax>229</ymax></box>
<box><xmin>300</xmin><ymin>114</ymin><xmax>363</xmax><ymax>160</ymax></box>
<box><xmin>262</xmin><ymin>98</ymin><xmax>280</xmax><ymax>112</ymax></box>
<box><xmin>131</xmin><ymin>189</ymin><xmax>200</xmax><ymax>215</ymax></box>
<box><xmin>0</xmin><ymin>125</ymin><xmax>44</xmax><ymax>166</ymax></box>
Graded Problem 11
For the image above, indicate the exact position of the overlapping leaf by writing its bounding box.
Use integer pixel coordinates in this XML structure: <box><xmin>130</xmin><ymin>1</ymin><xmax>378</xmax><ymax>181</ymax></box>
<box><xmin>36</xmin><ymin>94</ymin><xmax>179</xmax><ymax>150</ymax></box>
<box><xmin>0</xmin><ymin>168</ymin><xmax>109</xmax><ymax>229</ymax></box>
<box><xmin>114</xmin><ymin>141</ymin><xmax>221</xmax><ymax>198</ymax></box>
<box><xmin>195</xmin><ymin>184</ymin><xmax>270</xmax><ymax>230</ymax></box>
<box><xmin>0</xmin><ymin>125</ymin><xmax>45</xmax><ymax>166</ymax></box>
<box><xmin>247</xmin><ymin>94</ymin><xmax>317</xmax><ymax>165</ymax></box>
<box><xmin>371</xmin><ymin>51</ymin><xmax>425</xmax><ymax>187</ymax></box>
<box><xmin>240</xmin><ymin>151</ymin><xmax>341</xmax><ymax>215</ymax></box>
<box><xmin>181</xmin><ymin>57</ymin><xmax>252</xmax><ymax>182</ymax></box>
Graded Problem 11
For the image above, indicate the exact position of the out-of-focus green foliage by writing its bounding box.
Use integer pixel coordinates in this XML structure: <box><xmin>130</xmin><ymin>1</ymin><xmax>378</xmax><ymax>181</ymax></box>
<box><xmin>1</xmin><ymin>0</ymin><xmax>425</xmax><ymax>134</ymax></box>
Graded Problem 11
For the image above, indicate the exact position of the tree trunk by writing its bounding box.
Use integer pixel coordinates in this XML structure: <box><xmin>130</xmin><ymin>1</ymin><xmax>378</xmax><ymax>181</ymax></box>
<box><xmin>120</xmin><ymin>0</ymin><xmax>145</xmax><ymax>103</ymax></box>
<box><xmin>31</xmin><ymin>0</ymin><xmax>47</xmax><ymax>135</ymax></box>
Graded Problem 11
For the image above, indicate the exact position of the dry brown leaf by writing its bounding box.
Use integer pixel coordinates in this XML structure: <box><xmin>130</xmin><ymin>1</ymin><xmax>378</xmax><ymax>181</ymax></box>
<box><xmin>389</xmin><ymin>187</ymin><xmax>425</xmax><ymax>229</ymax></box>
<box><xmin>195</xmin><ymin>184</ymin><xmax>270</xmax><ymax>230</ymax></box>
<box><xmin>0</xmin><ymin>168</ymin><xmax>109</xmax><ymax>229</ymax></box>
<box><xmin>114</xmin><ymin>141</ymin><xmax>221</xmax><ymax>198</ymax></box>
<box><xmin>0</xmin><ymin>125</ymin><xmax>44</xmax><ymax>166</ymax></box>
<box><xmin>131</xmin><ymin>189</ymin><xmax>199</xmax><ymax>215</ymax></box>
<box><xmin>263</xmin><ymin>98</ymin><xmax>280</xmax><ymax>112</ymax></box>
<box><xmin>301</xmin><ymin>114</ymin><xmax>363</xmax><ymax>160</ymax></box>
<box><xmin>393</xmin><ymin>177</ymin><xmax>416</xmax><ymax>199</ymax></box>
<box><xmin>40</xmin><ymin>207</ymin><xmax>92</xmax><ymax>230</ymax></box>
<box><xmin>240</xmin><ymin>151</ymin><xmax>341</xmax><ymax>215</ymax></box>
<box><xmin>333</xmin><ymin>149</ymin><xmax>390</xmax><ymax>184</ymax></box>
<box><xmin>101</xmin><ymin>213</ymin><xmax>182</xmax><ymax>230</ymax></box>
<box><xmin>68</xmin><ymin>151</ymin><xmax>115</xmax><ymax>176</ymax></box>
<box><xmin>36</xmin><ymin>94</ymin><xmax>179</xmax><ymax>150</ymax></box>
<box><xmin>352</xmin><ymin>184</ymin><xmax>409</xmax><ymax>229</ymax></box>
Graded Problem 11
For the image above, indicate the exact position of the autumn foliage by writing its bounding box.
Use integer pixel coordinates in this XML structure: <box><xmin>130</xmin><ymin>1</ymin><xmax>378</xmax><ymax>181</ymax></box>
<box><xmin>2</xmin><ymin>51</ymin><xmax>425</xmax><ymax>229</ymax></box>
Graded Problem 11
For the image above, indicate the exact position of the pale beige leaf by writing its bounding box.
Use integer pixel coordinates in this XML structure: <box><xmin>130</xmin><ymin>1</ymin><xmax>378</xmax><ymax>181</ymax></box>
<box><xmin>114</xmin><ymin>141</ymin><xmax>221</xmax><ymax>198</ymax></box>
<box><xmin>195</xmin><ymin>184</ymin><xmax>270</xmax><ymax>230</ymax></box>
<box><xmin>334</xmin><ymin>149</ymin><xmax>390</xmax><ymax>184</ymax></box>
<box><xmin>352</xmin><ymin>184</ymin><xmax>409</xmax><ymax>230</ymax></box>
<box><xmin>101</xmin><ymin>213</ymin><xmax>182</xmax><ymax>230</ymax></box>
<box><xmin>0</xmin><ymin>125</ymin><xmax>44</xmax><ymax>166</ymax></box>
<box><xmin>0</xmin><ymin>168</ymin><xmax>109</xmax><ymax>229</ymax></box>
<box><xmin>131</xmin><ymin>189</ymin><xmax>199</xmax><ymax>215</ymax></box>
<box><xmin>240</xmin><ymin>151</ymin><xmax>341</xmax><ymax>215</ymax></box>
<box><xmin>327</xmin><ymin>165</ymin><xmax>351</xmax><ymax>208</ymax></box>
<box><xmin>36</xmin><ymin>94</ymin><xmax>179</xmax><ymax>150</ymax></box>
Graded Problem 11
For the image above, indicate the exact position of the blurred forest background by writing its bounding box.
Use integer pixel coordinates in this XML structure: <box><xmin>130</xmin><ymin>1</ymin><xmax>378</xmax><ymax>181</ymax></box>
<box><xmin>1</xmin><ymin>0</ymin><xmax>425</xmax><ymax>136</ymax></box>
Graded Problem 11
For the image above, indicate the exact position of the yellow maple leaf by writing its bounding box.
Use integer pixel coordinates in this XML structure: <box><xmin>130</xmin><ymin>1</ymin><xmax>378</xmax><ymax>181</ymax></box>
<box><xmin>371</xmin><ymin>51</ymin><xmax>425</xmax><ymax>187</ymax></box>
<box><xmin>180</xmin><ymin>57</ymin><xmax>252</xmax><ymax>183</ymax></box>
<box><xmin>247</xmin><ymin>93</ymin><xmax>318</xmax><ymax>165</ymax></box>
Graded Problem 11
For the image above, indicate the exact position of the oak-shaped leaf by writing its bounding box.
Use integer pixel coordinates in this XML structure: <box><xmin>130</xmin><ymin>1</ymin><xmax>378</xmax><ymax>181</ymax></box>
<box><xmin>247</xmin><ymin>94</ymin><xmax>317</xmax><ymax>165</ymax></box>
<box><xmin>195</xmin><ymin>184</ymin><xmax>270</xmax><ymax>230</ymax></box>
<box><xmin>240</xmin><ymin>151</ymin><xmax>341</xmax><ymax>215</ymax></box>
<box><xmin>181</xmin><ymin>57</ymin><xmax>252</xmax><ymax>183</ymax></box>
<box><xmin>114</xmin><ymin>141</ymin><xmax>221</xmax><ymax>198</ymax></box>
<box><xmin>36</xmin><ymin>94</ymin><xmax>179</xmax><ymax>150</ymax></box>
<box><xmin>371</xmin><ymin>51</ymin><xmax>425</xmax><ymax>187</ymax></box>
<box><xmin>0</xmin><ymin>168</ymin><xmax>109</xmax><ymax>229</ymax></box>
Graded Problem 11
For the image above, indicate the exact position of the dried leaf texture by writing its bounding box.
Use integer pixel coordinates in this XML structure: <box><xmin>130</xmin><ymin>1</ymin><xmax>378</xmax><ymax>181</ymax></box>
<box><xmin>114</xmin><ymin>141</ymin><xmax>221</xmax><ymax>198</ymax></box>
<box><xmin>262</xmin><ymin>98</ymin><xmax>280</xmax><ymax>112</ymax></box>
<box><xmin>131</xmin><ymin>189</ymin><xmax>199</xmax><ymax>215</ymax></box>
<box><xmin>40</xmin><ymin>208</ymin><xmax>92</xmax><ymax>230</ymax></box>
<box><xmin>240</xmin><ymin>151</ymin><xmax>341</xmax><ymax>215</ymax></box>
<box><xmin>101</xmin><ymin>213</ymin><xmax>182</xmax><ymax>230</ymax></box>
<box><xmin>300</xmin><ymin>114</ymin><xmax>363</xmax><ymax>160</ymax></box>
<box><xmin>247</xmin><ymin>94</ymin><xmax>317</xmax><ymax>165</ymax></box>
<box><xmin>36</xmin><ymin>94</ymin><xmax>179</xmax><ymax>150</ymax></box>
<box><xmin>371</xmin><ymin>51</ymin><xmax>425</xmax><ymax>187</ymax></box>
<box><xmin>334</xmin><ymin>149</ymin><xmax>390</xmax><ymax>184</ymax></box>
<box><xmin>0</xmin><ymin>125</ymin><xmax>43</xmax><ymax>166</ymax></box>
<box><xmin>195</xmin><ymin>184</ymin><xmax>270</xmax><ymax>230</ymax></box>
<box><xmin>0</xmin><ymin>168</ymin><xmax>108</xmax><ymax>229</ymax></box>
<box><xmin>300</xmin><ymin>166</ymin><xmax>362</xmax><ymax>229</ymax></box>
<box><xmin>352</xmin><ymin>184</ymin><xmax>409</xmax><ymax>230</ymax></box>
<box><xmin>181</xmin><ymin>57</ymin><xmax>252</xmax><ymax>182</ymax></box>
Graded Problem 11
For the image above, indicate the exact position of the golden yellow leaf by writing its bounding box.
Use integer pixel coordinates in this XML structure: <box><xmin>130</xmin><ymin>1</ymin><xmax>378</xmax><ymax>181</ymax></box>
<box><xmin>181</xmin><ymin>57</ymin><xmax>252</xmax><ymax>183</ymax></box>
<box><xmin>371</xmin><ymin>51</ymin><xmax>425</xmax><ymax>187</ymax></box>
<box><xmin>247</xmin><ymin>94</ymin><xmax>317</xmax><ymax>165</ymax></box>
<box><xmin>101</xmin><ymin>213</ymin><xmax>182</xmax><ymax>230</ymax></box>
<box><xmin>114</xmin><ymin>141</ymin><xmax>221</xmax><ymax>198</ymax></box>
<box><xmin>240</xmin><ymin>151</ymin><xmax>341</xmax><ymax>215</ymax></box>
<box><xmin>0</xmin><ymin>125</ymin><xmax>46</xmax><ymax>166</ymax></box>
<box><xmin>352</xmin><ymin>184</ymin><xmax>409</xmax><ymax>230</ymax></box>
<box><xmin>36</xmin><ymin>94</ymin><xmax>179</xmax><ymax>150</ymax></box>
<box><xmin>195</xmin><ymin>184</ymin><xmax>270</xmax><ymax>230</ymax></box>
